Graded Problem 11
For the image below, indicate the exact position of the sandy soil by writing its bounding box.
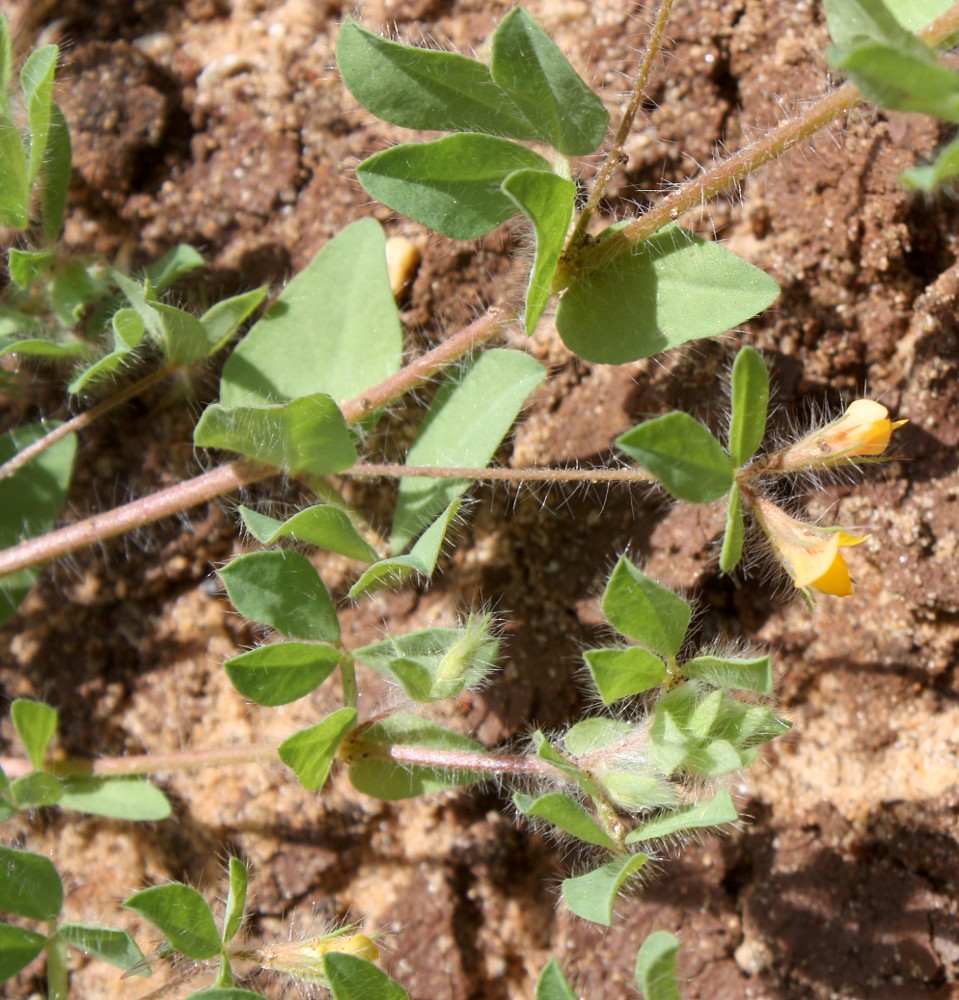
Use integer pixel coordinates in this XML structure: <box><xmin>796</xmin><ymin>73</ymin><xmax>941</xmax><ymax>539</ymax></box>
<box><xmin>3</xmin><ymin>0</ymin><xmax>959</xmax><ymax>997</ymax></box>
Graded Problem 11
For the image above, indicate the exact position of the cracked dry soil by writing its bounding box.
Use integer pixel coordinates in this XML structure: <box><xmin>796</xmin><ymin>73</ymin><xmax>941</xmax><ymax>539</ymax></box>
<box><xmin>3</xmin><ymin>0</ymin><xmax>959</xmax><ymax>997</ymax></box>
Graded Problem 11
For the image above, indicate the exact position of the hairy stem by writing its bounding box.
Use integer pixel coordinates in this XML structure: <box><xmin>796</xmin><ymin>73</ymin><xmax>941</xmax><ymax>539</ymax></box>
<box><xmin>558</xmin><ymin>0</ymin><xmax>959</xmax><ymax>285</ymax></box>
<box><xmin>341</xmin><ymin>462</ymin><xmax>657</xmax><ymax>485</ymax></box>
<box><xmin>566</xmin><ymin>0</ymin><xmax>675</xmax><ymax>249</ymax></box>
<box><xmin>356</xmin><ymin>742</ymin><xmax>557</xmax><ymax>777</ymax></box>
<box><xmin>0</xmin><ymin>364</ymin><xmax>175</xmax><ymax>483</ymax></box>
<box><xmin>0</xmin><ymin>311</ymin><xmax>507</xmax><ymax>579</ymax></box>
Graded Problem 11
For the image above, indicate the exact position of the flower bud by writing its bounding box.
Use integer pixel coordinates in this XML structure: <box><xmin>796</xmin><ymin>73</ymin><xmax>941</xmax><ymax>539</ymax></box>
<box><xmin>752</xmin><ymin>496</ymin><xmax>867</xmax><ymax>597</ymax></box>
<box><xmin>775</xmin><ymin>399</ymin><xmax>906</xmax><ymax>472</ymax></box>
<box><xmin>253</xmin><ymin>927</ymin><xmax>379</xmax><ymax>985</ymax></box>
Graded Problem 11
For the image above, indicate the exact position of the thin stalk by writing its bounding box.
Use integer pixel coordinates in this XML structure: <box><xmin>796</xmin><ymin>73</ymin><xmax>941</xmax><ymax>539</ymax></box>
<box><xmin>559</xmin><ymin>0</ymin><xmax>959</xmax><ymax>286</ymax></box>
<box><xmin>341</xmin><ymin>462</ymin><xmax>657</xmax><ymax>485</ymax></box>
<box><xmin>370</xmin><ymin>743</ymin><xmax>557</xmax><ymax>777</ymax></box>
<box><xmin>566</xmin><ymin>0</ymin><xmax>675</xmax><ymax>250</ymax></box>
<box><xmin>339</xmin><ymin>652</ymin><xmax>358</xmax><ymax>710</ymax></box>
<box><xmin>0</xmin><ymin>364</ymin><xmax>175</xmax><ymax>483</ymax></box>
<box><xmin>45</xmin><ymin>932</ymin><xmax>69</xmax><ymax>1000</ymax></box>
<box><xmin>0</xmin><ymin>742</ymin><xmax>279</xmax><ymax>780</ymax></box>
<box><xmin>0</xmin><ymin>311</ymin><xmax>507</xmax><ymax>580</ymax></box>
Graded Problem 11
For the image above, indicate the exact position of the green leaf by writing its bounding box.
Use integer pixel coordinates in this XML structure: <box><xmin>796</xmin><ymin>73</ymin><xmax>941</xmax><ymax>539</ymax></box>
<box><xmin>238</xmin><ymin>504</ymin><xmax>377</xmax><ymax>562</ymax></box>
<box><xmin>824</xmin><ymin>0</ymin><xmax>942</xmax><ymax>50</ymax></box>
<box><xmin>8</xmin><ymin>249</ymin><xmax>55</xmax><ymax>289</ymax></box>
<box><xmin>349</xmin><ymin>501</ymin><xmax>461</xmax><ymax>598</ymax></box>
<box><xmin>727</xmin><ymin>346</ymin><xmax>769</xmax><ymax>467</ymax></box>
<box><xmin>11</xmin><ymin>699</ymin><xmax>57</xmax><ymax>770</ymax></box>
<box><xmin>0</xmin><ymin>337</ymin><xmax>86</xmax><ymax>359</ymax></box>
<box><xmin>0</xmin><ymin>923</ymin><xmax>46</xmax><ymax>982</ymax></box>
<box><xmin>59</xmin><ymin>923</ymin><xmax>150</xmax><ymax>975</ymax></box>
<box><xmin>222</xmin><ymin>857</ymin><xmax>248</xmax><ymax>944</ymax></box>
<box><xmin>336</xmin><ymin>19</ymin><xmax>537</xmax><ymax>140</ymax></box>
<box><xmin>535</xmin><ymin>958</ymin><xmax>578</xmax><ymax>1000</ymax></box>
<box><xmin>50</xmin><ymin>261</ymin><xmax>111</xmax><ymax>326</ymax></box>
<box><xmin>635</xmin><ymin>931</ymin><xmax>681</xmax><ymax>1000</ymax></box>
<box><xmin>616</xmin><ymin>412</ymin><xmax>734</xmax><ymax>503</ymax></box>
<box><xmin>10</xmin><ymin>772</ymin><xmax>62</xmax><ymax>809</ymax></box>
<box><xmin>348</xmin><ymin>713</ymin><xmax>486</xmax><ymax>800</ymax></box>
<box><xmin>279</xmin><ymin>707</ymin><xmax>357</xmax><ymax>790</ymax></box>
<box><xmin>601</xmin><ymin>557</ymin><xmax>691</xmax><ymax>658</ymax></box>
<box><xmin>123</xmin><ymin>884</ymin><xmax>222</xmax><ymax>961</ymax></box>
<box><xmin>584</xmin><ymin>646</ymin><xmax>668</xmax><ymax>704</ymax></box>
<box><xmin>224</xmin><ymin>642</ymin><xmax>341</xmax><ymax>706</ymax></box>
<box><xmin>626</xmin><ymin>789</ymin><xmax>738</xmax><ymax>846</ymax></box>
<box><xmin>324</xmin><ymin>951</ymin><xmax>411</xmax><ymax>1000</ymax></box>
<box><xmin>112</xmin><ymin>269</ymin><xmax>163</xmax><ymax>339</ymax></box>
<box><xmin>556</xmin><ymin>225</ymin><xmax>780</xmax><ymax>364</ymax></box>
<box><xmin>564</xmin><ymin>717</ymin><xmax>635</xmax><ymax>756</ymax></box>
<box><xmin>490</xmin><ymin>9</ymin><xmax>609</xmax><ymax>155</ymax></box>
<box><xmin>501</xmin><ymin>169</ymin><xmax>576</xmax><ymax>334</ymax></box>
<box><xmin>0</xmin><ymin>424</ymin><xmax>76</xmax><ymax>626</ymax></box>
<box><xmin>68</xmin><ymin>307</ymin><xmax>145</xmax><ymax>395</ymax></box>
<box><xmin>39</xmin><ymin>101</ymin><xmax>70</xmax><ymax>244</ymax></box>
<box><xmin>601</xmin><ymin>771</ymin><xmax>679</xmax><ymax>812</ymax></box>
<box><xmin>217</xmin><ymin>550</ymin><xmax>340</xmax><ymax>642</ymax></box>
<box><xmin>190</xmin><ymin>990</ymin><xmax>264</xmax><ymax>1000</ymax></box>
<box><xmin>198</xmin><ymin>288</ymin><xmax>268</xmax><ymax>357</ymax></box>
<box><xmin>58</xmin><ymin>777</ymin><xmax>172</xmax><ymax>820</ymax></box>
<box><xmin>194</xmin><ymin>393</ymin><xmax>357</xmax><ymax>477</ymax></box>
<box><xmin>902</xmin><ymin>134</ymin><xmax>959</xmax><ymax>190</ymax></box>
<box><xmin>831</xmin><ymin>42</ymin><xmax>959</xmax><ymax>122</ymax></box>
<box><xmin>390</xmin><ymin>349</ymin><xmax>545</xmax><ymax>552</ymax></box>
<box><xmin>153</xmin><ymin>302</ymin><xmax>214</xmax><ymax>364</ymax></box>
<box><xmin>719</xmin><ymin>486</ymin><xmax>745</xmax><ymax>573</ymax></box>
<box><xmin>220</xmin><ymin>218</ymin><xmax>401</xmax><ymax>407</ymax></box>
<box><xmin>357</xmin><ymin>134</ymin><xmax>551</xmax><ymax>240</ymax></box>
<box><xmin>21</xmin><ymin>44</ymin><xmax>58</xmax><ymax>185</ymax></box>
<box><xmin>561</xmin><ymin>854</ymin><xmax>649</xmax><ymax>925</ymax></box>
<box><xmin>532</xmin><ymin>731</ymin><xmax>604</xmax><ymax>800</ymax></box>
<box><xmin>0</xmin><ymin>115</ymin><xmax>29</xmax><ymax>228</ymax></box>
<box><xmin>353</xmin><ymin>614</ymin><xmax>498</xmax><ymax>703</ymax></box>
<box><xmin>0</xmin><ymin>844</ymin><xmax>63</xmax><ymax>920</ymax></box>
<box><xmin>513</xmin><ymin>791</ymin><xmax>615</xmax><ymax>848</ymax></box>
<box><xmin>0</xmin><ymin>16</ymin><xmax>11</xmax><ymax>111</ymax></box>
<box><xmin>145</xmin><ymin>244</ymin><xmax>204</xmax><ymax>292</ymax></box>
<box><xmin>682</xmin><ymin>654</ymin><xmax>773</xmax><ymax>694</ymax></box>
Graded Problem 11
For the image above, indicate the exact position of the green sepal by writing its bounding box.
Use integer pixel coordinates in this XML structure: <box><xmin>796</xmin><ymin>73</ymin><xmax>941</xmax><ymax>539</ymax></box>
<box><xmin>39</xmin><ymin>101</ymin><xmax>71</xmax><ymax>245</ymax></box>
<box><xmin>616</xmin><ymin>412</ymin><xmax>734</xmax><ymax>503</ymax></box>
<box><xmin>222</xmin><ymin>857</ymin><xmax>248</xmax><ymax>944</ymax></box>
<box><xmin>561</xmin><ymin>853</ymin><xmax>649</xmax><ymax>925</ymax></box>
<box><xmin>601</xmin><ymin>557</ymin><xmax>691</xmax><ymax>658</ymax></box>
<box><xmin>353</xmin><ymin>615</ymin><xmax>498</xmax><ymax>703</ymax></box>
<box><xmin>279</xmin><ymin>707</ymin><xmax>358</xmax><ymax>790</ymax></box>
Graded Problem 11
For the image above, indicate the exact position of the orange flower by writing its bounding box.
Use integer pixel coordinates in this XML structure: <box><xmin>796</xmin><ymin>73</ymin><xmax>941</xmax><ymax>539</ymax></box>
<box><xmin>752</xmin><ymin>496</ymin><xmax>868</xmax><ymax>597</ymax></box>
<box><xmin>777</xmin><ymin>400</ymin><xmax>907</xmax><ymax>472</ymax></box>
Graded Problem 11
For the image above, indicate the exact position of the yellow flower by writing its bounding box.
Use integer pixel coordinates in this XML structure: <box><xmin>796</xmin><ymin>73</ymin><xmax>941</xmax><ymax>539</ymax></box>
<box><xmin>752</xmin><ymin>496</ymin><xmax>868</xmax><ymax>597</ymax></box>
<box><xmin>776</xmin><ymin>399</ymin><xmax>907</xmax><ymax>472</ymax></box>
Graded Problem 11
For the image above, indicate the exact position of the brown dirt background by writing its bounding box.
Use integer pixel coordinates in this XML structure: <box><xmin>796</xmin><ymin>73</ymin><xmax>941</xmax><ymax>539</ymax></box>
<box><xmin>2</xmin><ymin>0</ymin><xmax>959</xmax><ymax>997</ymax></box>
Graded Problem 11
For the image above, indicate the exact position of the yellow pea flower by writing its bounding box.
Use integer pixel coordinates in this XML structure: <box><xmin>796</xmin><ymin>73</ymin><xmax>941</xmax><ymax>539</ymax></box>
<box><xmin>775</xmin><ymin>399</ymin><xmax>907</xmax><ymax>472</ymax></box>
<box><xmin>752</xmin><ymin>496</ymin><xmax>868</xmax><ymax>597</ymax></box>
